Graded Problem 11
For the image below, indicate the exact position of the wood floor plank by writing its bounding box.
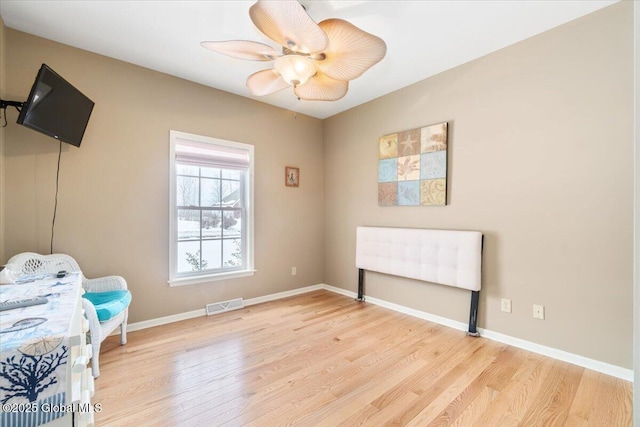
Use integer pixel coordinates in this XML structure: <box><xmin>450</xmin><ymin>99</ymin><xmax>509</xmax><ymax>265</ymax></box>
<box><xmin>93</xmin><ymin>290</ymin><xmax>632</xmax><ymax>426</ymax></box>
<box><xmin>385</xmin><ymin>337</ymin><xmax>492</xmax><ymax>425</ymax></box>
<box><xmin>470</xmin><ymin>352</ymin><xmax>546</xmax><ymax>426</ymax></box>
<box><xmin>424</xmin><ymin>345</ymin><xmax>525</xmax><ymax>426</ymax></box>
<box><xmin>494</xmin><ymin>355</ymin><xmax>557</xmax><ymax>424</ymax></box>
<box><xmin>404</xmin><ymin>342</ymin><xmax>505</xmax><ymax>426</ymax></box>
<box><xmin>450</xmin><ymin>386</ymin><xmax>498</xmax><ymax>427</ymax></box>
<box><xmin>565</xmin><ymin>368</ymin><xmax>599</xmax><ymax>425</ymax></box>
<box><xmin>587</xmin><ymin>374</ymin><xmax>633</xmax><ymax>426</ymax></box>
<box><xmin>517</xmin><ymin>360</ymin><xmax>577</xmax><ymax>426</ymax></box>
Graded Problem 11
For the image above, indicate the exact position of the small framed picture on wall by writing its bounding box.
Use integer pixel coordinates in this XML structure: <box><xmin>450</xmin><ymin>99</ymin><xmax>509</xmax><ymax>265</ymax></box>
<box><xmin>285</xmin><ymin>166</ymin><xmax>299</xmax><ymax>187</ymax></box>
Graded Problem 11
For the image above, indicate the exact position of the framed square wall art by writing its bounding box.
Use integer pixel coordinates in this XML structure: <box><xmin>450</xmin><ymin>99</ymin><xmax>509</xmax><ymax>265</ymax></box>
<box><xmin>285</xmin><ymin>166</ymin><xmax>299</xmax><ymax>187</ymax></box>
<box><xmin>378</xmin><ymin>122</ymin><xmax>447</xmax><ymax>206</ymax></box>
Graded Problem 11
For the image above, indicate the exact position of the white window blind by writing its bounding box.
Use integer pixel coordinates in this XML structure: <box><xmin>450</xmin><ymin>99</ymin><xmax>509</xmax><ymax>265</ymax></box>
<box><xmin>175</xmin><ymin>138</ymin><xmax>250</xmax><ymax>170</ymax></box>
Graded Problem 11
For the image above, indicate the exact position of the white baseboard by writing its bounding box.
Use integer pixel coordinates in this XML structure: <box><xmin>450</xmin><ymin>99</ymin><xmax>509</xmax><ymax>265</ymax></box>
<box><xmin>244</xmin><ymin>284</ymin><xmax>324</xmax><ymax>306</ymax></box>
<box><xmin>476</xmin><ymin>328</ymin><xmax>633</xmax><ymax>381</ymax></box>
<box><xmin>125</xmin><ymin>283</ymin><xmax>633</xmax><ymax>381</ymax></box>
<box><xmin>127</xmin><ymin>308</ymin><xmax>205</xmax><ymax>332</ymax></box>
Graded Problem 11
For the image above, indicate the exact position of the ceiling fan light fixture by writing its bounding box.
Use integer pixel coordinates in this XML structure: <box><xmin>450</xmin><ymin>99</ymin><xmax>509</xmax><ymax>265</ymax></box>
<box><xmin>274</xmin><ymin>55</ymin><xmax>317</xmax><ymax>86</ymax></box>
<box><xmin>203</xmin><ymin>0</ymin><xmax>387</xmax><ymax>101</ymax></box>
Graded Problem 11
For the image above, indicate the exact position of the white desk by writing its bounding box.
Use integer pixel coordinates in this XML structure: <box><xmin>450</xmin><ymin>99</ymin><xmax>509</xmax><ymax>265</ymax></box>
<box><xmin>0</xmin><ymin>273</ymin><xmax>95</xmax><ymax>427</ymax></box>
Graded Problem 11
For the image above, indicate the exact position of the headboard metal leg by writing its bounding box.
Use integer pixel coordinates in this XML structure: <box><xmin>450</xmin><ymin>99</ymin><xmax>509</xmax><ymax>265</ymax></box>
<box><xmin>356</xmin><ymin>268</ymin><xmax>365</xmax><ymax>302</ymax></box>
<box><xmin>467</xmin><ymin>290</ymin><xmax>480</xmax><ymax>337</ymax></box>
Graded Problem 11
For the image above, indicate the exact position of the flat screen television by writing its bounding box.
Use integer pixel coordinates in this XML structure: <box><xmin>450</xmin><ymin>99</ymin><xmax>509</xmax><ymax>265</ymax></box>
<box><xmin>17</xmin><ymin>64</ymin><xmax>94</xmax><ymax>147</ymax></box>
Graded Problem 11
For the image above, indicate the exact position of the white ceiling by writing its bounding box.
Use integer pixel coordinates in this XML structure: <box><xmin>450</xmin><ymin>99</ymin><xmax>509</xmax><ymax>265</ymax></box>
<box><xmin>0</xmin><ymin>0</ymin><xmax>617</xmax><ymax>119</ymax></box>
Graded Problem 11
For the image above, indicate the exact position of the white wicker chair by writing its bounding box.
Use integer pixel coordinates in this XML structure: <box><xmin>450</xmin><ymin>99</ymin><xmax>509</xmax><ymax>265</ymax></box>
<box><xmin>6</xmin><ymin>252</ymin><xmax>129</xmax><ymax>378</ymax></box>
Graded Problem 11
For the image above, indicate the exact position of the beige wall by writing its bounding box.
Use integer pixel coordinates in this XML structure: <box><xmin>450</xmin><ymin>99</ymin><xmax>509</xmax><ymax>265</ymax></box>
<box><xmin>1</xmin><ymin>30</ymin><xmax>325</xmax><ymax>323</ymax></box>
<box><xmin>323</xmin><ymin>2</ymin><xmax>634</xmax><ymax>368</ymax></box>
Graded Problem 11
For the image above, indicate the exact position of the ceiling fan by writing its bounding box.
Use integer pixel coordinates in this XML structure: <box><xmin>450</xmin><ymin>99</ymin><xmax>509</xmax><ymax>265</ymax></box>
<box><xmin>201</xmin><ymin>0</ymin><xmax>387</xmax><ymax>101</ymax></box>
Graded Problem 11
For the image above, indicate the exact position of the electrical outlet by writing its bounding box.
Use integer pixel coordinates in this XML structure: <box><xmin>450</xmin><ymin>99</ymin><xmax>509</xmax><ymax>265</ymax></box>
<box><xmin>291</xmin><ymin>267</ymin><xmax>297</xmax><ymax>276</ymax></box>
<box><xmin>533</xmin><ymin>304</ymin><xmax>545</xmax><ymax>320</ymax></box>
<box><xmin>501</xmin><ymin>298</ymin><xmax>512</xmax><ymax>313</ymax></box>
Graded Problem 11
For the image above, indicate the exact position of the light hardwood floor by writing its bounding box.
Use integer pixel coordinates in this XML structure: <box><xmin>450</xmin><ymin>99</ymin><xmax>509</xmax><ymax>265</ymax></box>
<box><xmin>93</xmin><ymin>290</ymin><xmax>632</xmax><ymax>426</ymax></box>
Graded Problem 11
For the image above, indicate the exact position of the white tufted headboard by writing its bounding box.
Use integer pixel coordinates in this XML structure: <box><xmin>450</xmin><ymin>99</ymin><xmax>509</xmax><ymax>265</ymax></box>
<box><xmin>355</xmin><ymin>226</ymin><xmax>483</xmax><ymax>335</ymax></box>
<box><xmin>356</xmin><ymin>226</ymin><xmax>482</xmax><ymax>291</ymax></box>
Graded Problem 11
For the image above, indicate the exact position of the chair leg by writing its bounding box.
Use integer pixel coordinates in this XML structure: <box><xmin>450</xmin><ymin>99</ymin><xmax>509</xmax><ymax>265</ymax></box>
<box><xmin>91</xmin><ymin>339</ymin><xmax>101</xmax><ymax>378</ymax></box>
<box><xmin>120</xmin><ymin>310</ymin><xmax>128</xmax><ymax>345</ymax></box>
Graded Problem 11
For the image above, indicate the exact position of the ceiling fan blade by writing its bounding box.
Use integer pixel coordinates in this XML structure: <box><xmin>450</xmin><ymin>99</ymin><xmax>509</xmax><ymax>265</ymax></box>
<box><xmin>294</xmin><ymin>72</ymin><xmax>348</xmax><ymax>101</ymax></box>
<box><xmin>246</xmin><ymin>69</ymin><xmax>290</xmax><ymax>96</ymax></box>
<box><xmin>200</xmin><ymin>40</ymin><xmax>280</xmax><ymax>61</ymax></box>
<box><xmin>316</xmin><ymin>19</ymin><xmax>387</xmax><ymax>81</ymax></box>
<box><xmin>249</xmin><ymin>0</ymin><xmax>328</xmax><ymax>54</ymax></box>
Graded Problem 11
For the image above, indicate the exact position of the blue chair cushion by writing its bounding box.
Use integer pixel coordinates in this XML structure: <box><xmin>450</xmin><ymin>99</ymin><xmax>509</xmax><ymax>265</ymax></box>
<box><xmin>83</xmin><ymin>290</ymin><xmax>131</xmax><ymax>322</ymax></box>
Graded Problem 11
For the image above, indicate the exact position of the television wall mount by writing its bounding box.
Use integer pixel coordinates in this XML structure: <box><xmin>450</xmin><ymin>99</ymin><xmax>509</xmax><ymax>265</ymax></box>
<box><xmin>0</xmin><ymin>99</ymin><xmax>24</xmax><ymax>110</ymax></box>
<box><xmin>0</xmin><ymin>99</ymin><xmax>25</xmax><ymax>127</ymax></box>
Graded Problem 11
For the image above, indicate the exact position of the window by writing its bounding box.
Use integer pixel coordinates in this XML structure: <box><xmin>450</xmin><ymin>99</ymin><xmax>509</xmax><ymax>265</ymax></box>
<box><xmin>169</xmin><ymin>131</ymin><xmax>254</xmax><ymax>286</ymax></box>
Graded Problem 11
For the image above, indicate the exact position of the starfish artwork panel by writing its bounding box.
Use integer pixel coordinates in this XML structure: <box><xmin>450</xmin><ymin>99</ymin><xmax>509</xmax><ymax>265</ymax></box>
<box><xmin>377</xmin><ymin>122</ymin><xmax>448</xmax><ymax>206</ymax></box>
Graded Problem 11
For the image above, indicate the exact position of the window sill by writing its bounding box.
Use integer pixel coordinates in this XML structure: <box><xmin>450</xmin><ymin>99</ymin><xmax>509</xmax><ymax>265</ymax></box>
<box><xmin>168</xmin><ymin>269</ymin><xmax>255</xmax><ymax>287</ymax></box>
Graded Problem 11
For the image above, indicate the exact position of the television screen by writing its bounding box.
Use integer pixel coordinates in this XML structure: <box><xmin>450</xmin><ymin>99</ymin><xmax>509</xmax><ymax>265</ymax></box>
<box><xmin>17</xmin><ymin>64</ymin><xmax>94</xmax><ymax>147</ymax></box>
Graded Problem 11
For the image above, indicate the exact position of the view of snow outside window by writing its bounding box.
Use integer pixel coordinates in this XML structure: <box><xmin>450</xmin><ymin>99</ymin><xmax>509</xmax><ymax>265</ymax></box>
<box><xmin>176</xmin><ymin>164</ymin><xmax>244</xmax><ymax>273</ymax></box>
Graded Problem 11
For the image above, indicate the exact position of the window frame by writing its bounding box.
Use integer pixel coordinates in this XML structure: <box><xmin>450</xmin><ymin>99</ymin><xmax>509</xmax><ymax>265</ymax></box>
<box><xmin>168</xmin><ymin>130</ymin><xmax>255</xmax><ymax>286</ymax></box>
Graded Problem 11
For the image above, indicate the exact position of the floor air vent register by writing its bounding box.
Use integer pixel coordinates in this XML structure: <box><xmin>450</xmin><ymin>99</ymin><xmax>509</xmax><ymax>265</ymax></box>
<box><xmin>206</xmin><ymin>298</ymin><xmax>244</xmax><ymax>316</ymax></box>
